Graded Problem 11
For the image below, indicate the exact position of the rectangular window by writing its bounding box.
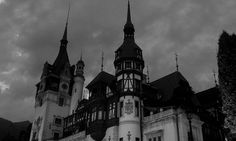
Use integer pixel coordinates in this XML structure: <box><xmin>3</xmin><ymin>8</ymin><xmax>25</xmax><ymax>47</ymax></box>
<box><xmin>53</xmin><ymin>132</ymin><xmax>59</xmax><ymax>140</ymax></box>
<box><xmin>92</xmin><ymin>107</ymin><xmax>96</xmax><ymax>121</ymax></box>
<box><xmin>108</xmin><ymin>102</ymin><xmax>116</xmax><ymax>119</ymax></box>
<box><xmin>135</xmin><ymin>101</ymin><xmax>139</xmax><ymax>117</ymax></box>
<box><xmin>149</xmin><ymin>138</ymin><xmax>152</xmax><ymax>141</ymax></box>
<box><xmin>125</xmin><ymin>61</ymin><xmax>132</xmax><ymax>69</ymax></box>
<box><xmin>98</xmin><ymin>111</ymin><xmax>103</xmax><ymax>120</ymax></box>
<box><xmin>109</xmin><ymin>104</ymin><xmax>112</xmax><ymax>119</ymax></box>
<box><xmin>39</xmin><ymin>98</ymin><xmax>43</xmax><ymax>107</ymax></box>
<box><xmin>58</xmin><ymin>97</ymin><xmax>64</xmax><ymax>106</ymax></box>
<box><xmin>112</xmin><ymin>102</ymin><xmax>116</xmax><ymax>118</ymax></box>
<box><xmin>158</xmin><ymin>136</ymin><xmax>161</xmax><ymax>141</ymax></box>
<box><xmin>120</xmin><ymin>138</ymin><xmax>123</xmax><ymax>141</ymax></box>
<box><xmin>153</xmin><ymin>137</ymin><xmax>156</xmax><ymax>141</ymax></box>
<box><xmin>136</xmin><ymin>138</ymin><xmax>140</xmax><ymax>141</ymax></box>
<box><xmin>120</xmin><ymin>101</ymin><xmax>124</xmax><ymax>117</ymax></box>
<box><xmin>55</xmin><ymin>118</ymin><xmax>62</xmax><ymax>125</ymax></box>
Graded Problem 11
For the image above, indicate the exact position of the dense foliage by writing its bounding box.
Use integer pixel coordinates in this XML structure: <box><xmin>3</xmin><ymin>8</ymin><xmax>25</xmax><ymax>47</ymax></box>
<box><xmin>218</xmin><ymin>31</ymin><xmax>236</xmax><ymax>131</ymax></box>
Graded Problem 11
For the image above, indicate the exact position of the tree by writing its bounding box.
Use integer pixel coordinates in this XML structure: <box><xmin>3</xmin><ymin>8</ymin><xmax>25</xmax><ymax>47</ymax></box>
<box><xmin>218</xmin><ymin>31</ymin><xmax>236</xmax><ymax>131</ymax></box>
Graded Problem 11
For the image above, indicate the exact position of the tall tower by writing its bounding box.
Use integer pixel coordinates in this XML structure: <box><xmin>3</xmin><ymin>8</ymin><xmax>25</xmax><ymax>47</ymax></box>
<box><xmin>29</xmin><ymin>21</ymin><xmax>74</xmax><ymax>141</ymax></box>
<box><xmin>114</xmin><ymin>1</ymin><xmax>144</xmax><ymax>141</ymax></box>
<box><xmin>70</xmin><ymin>56</ymin><xmax>85</xmax><ymax>114</ymax></box>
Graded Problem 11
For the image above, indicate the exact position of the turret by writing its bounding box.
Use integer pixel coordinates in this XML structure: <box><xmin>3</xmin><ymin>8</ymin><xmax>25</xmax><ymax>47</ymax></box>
<box><xmin>114</xmin><ymin>1</ymin><xmax>144</xmax><ymax>141</ymax></box>
<box><xmin>70</xmin><ymin>57</ymin><xmax>85</xmax><ymax>114</ymax></box>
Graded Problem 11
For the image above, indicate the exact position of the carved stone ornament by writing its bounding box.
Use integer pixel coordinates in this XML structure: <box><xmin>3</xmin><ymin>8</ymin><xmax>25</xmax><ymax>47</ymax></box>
<box><xmin>125</xmin><ymin>99</ymin><xmax>133</xmax><ymax>115</ymax></box>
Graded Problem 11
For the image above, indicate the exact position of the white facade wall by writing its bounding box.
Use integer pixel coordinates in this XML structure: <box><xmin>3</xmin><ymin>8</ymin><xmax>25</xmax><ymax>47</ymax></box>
<box><xmin>143</xmin><ymin>108</ymin><xmax>204</xmax><ymax>141</ymax></box>
<box><xmin>119</xmin><ymin>96</ymin><xmax>141</xmax><ymax>141</ymax></box>
<box><xmin>70</xmin><ymin>76</ymin><xmax>84</xmax><ymax>114</ymax></box>
<box><xmin>30</xmin><ymin>90</ymin><xmax>71</xmax><ymax>141</ymax></box>
<box><xmin>104</xmin><ymin>126</ymin><xmax>119</xmax><ymax>141</ymax></box>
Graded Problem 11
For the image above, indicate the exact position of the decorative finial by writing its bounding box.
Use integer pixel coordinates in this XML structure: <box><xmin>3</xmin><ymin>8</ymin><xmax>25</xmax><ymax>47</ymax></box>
<box><xmin>101</xmin><ymin>51</ymin><xmax>104</xmax><ymax>72</ymax></box>
<box><xmin>213</xmin><ymin>70</ymin><xmax>218</xmax><ymax>86</ymax></box>
<box><xmin>175</xmin><ymin>52</ymin><xmax>179</xmax><ymax>71</ymax></box>
<box><xmin>147</xmin><ymin>65</ymin><xmax>150</xmax><ymax>83</ymax></box>
<box><xmin>124</xmin><ymin>0</ymin><xmax>135</xmax><ymax>37</ymax></box>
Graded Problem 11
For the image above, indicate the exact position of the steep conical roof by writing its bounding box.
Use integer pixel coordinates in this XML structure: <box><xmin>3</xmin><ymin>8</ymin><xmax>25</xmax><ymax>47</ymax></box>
<box><xmin>53</xmin><ymin>9</ymin><xmax>70</xmax><ymax>74</ymax></box>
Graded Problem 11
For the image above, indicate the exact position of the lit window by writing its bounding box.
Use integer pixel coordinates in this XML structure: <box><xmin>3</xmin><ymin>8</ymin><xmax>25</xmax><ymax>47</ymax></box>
<box><xmin>98</xmin><ymin>111</ymin><xmax>103</xmax><ymax>120</ymax></box>
<box><xmin>109</xmin><ymin>104</ymin><xmax>112</xmax><ymax>119</ymax></box>
<box><xmin>117</xmin><ymin>75</ymin><xmax>122</xmax><ymax>81</ymax></box>
<box><xmin>112</xmin><ymin>103</ymin><xmax>116</xmax><ymax>117</ymax></box>
<box><xmin>109</xmin><ymin>102</ymin><xmax>116</xmax><ymax>119</ymax></box>
<box><xmin>55</xmin><ymin>118</ymin><xmax>62</xmax><ymax>125</ymax></box>
<box><xmin>134</xmin><ymin>74</ymin><xmax>141</xmax><ymax>80</ymax></box>
<box><xmin>92</xmin><ymin>108</ymin><xmax>96</xmax><ymax>121</ymax></box>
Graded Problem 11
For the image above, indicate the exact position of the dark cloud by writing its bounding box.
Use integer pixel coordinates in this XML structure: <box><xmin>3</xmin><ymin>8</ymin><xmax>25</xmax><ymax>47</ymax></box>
<box><xmin>0</xmin><ymin>0</ymin><xmax>235</xmax><ymax>122</ymax></box>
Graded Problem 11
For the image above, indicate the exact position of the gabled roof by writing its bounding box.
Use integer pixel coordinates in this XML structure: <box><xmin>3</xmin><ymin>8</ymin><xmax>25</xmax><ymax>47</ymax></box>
<box><xmin>86</xmin><ymin>71</ymin><xmax>116</xmax><ymax>90</ymax></box>
<box><xmin>150</xmin><ymin>71</ymin><xmax>188</xmax><ymax>102</ymax></box>
<box><xmin>197</xmin><ymin>86</ymin><xmax>221</xmax><ymax>108</ymax></box>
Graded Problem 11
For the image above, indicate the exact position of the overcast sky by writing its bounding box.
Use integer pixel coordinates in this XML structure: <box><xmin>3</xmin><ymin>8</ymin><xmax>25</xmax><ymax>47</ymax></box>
<box><xmin>0</xmin><ymin>0</ymin><xmax>236</xmax><ymax>122</ymax></box>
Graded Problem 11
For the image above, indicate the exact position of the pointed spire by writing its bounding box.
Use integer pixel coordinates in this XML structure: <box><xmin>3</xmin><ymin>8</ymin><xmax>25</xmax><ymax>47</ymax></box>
<box><xmin>53</xmin><ymin>1</ymin><xmax>71</xmax><ymax>72</ymax></box>
<box><xmin>124</xmin><ymin>0</ymin><xmax>135</xmax><ymax>38</ymax></box>
<box><xmin>61</xmin><ymin>0</ymin><xmax>70</xmax><ymax>44</ymax></box>
<box><xmin>127</xmin><ymin>0</ymin><xmax>132</xmax><ymax>24</ymax></box>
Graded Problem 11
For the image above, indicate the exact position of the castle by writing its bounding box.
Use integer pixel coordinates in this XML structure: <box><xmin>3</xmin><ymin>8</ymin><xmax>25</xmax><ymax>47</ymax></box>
<box><xmin>29</xmin><ymin>2</ymin><xmax>225</xmax><ymax>141</ymax></box>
